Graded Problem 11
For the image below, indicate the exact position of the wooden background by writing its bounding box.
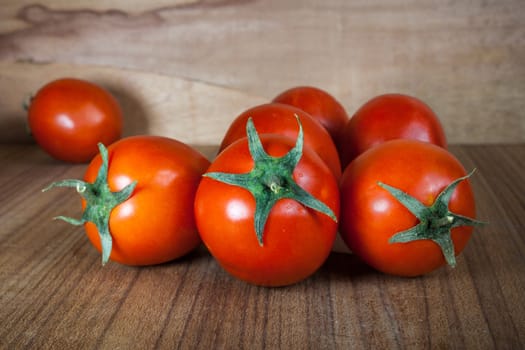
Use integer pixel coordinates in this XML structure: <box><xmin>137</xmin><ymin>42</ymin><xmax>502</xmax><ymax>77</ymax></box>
<box><xmin>1</xmin><ymin>0</ymin><xmax>524</xmax><ymax>145</ymax></box>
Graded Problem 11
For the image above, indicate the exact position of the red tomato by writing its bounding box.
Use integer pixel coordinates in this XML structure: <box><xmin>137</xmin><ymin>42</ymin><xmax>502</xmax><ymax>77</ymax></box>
<box><xmin>28</xmin><ymin>78</ymin><xmax>123</xmax><ymax>163</ymax></box>
<box><xmin>272</xmin><ymin>86</ymin><xmax>349</xmax><ymax>150</ymax></box>
<box><xmin>219</xmin><ymin>103</ymin><xmax>341</xmax><ymax>179</ymax></box>
<box><xmin>195</xmin><ymin>131</ymin><xmax>339</xmax><ymax>287</ymax></box>
<box><xmin>47</xmin><ymin>136</ymin><xmax>210</xmax><ymax>266</ymax></box>
<box><xmin>339</xmin><ymin>93</ymin><xmax>447</xmax><ymax>169</ymax></box>
<box><xmin>339</xmin><ymin>139</ymin><xmax>480</xmax><ymax>276</ymax></box>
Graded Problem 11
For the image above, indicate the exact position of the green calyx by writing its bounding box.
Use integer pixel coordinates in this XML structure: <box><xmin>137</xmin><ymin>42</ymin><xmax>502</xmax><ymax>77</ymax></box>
<box><xmin>204</xmin><ymin>116</ymin><xmax>337</xmax><ymax>246</ymax></box>
<box><xmin>378</xmin><ymin>169</ymin><xmax>486</xmax><ymax>267</ymax></box>
<box><xmin>43</xmin><ymin>143</ymin><xmax>137</xmax><ymax>265</ymax></box>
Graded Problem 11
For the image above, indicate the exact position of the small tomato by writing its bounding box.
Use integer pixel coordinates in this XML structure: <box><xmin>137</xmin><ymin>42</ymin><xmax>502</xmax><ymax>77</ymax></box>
<box><xmin>45</xmin><ymin>136</ymin><xmax>210</xmax><ymax>266</ymax></box>
<box><xmin>196</xmin><ymin>118</ymin><xmax>339</xmax><ymax>286</ymax></box>
<box><xmin>272</xmin><ymin>86</ymin><xmax>349</xmax><ymax>151</ymax></box>
<box><xmin>28</xmin><ymin>78</ymin><xmax>123</xmax><ymax>163</ymax></box>
<box><xmin>339</xmin><ymin>139</ymin><xmax>484</xmax><ymax>276</ymax></box>
<box><xmin>339</xmin><ymin>93</ymin><xmax>447</xmax><ymax>169</ymax></box>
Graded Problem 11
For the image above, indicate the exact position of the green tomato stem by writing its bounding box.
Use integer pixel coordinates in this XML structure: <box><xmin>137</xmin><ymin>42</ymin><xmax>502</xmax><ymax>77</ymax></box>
<box><xmin>204</xmin><ymin>116</ymin><xmax>337</xmax><ymax>246</ymax></box>
<box><xmin>378</xmin><ymin>169</ymin><xmax>486</xmax><ymax>267</ymax></box>
<box><xmin>43</xmin><ymin>143</ymin><xmax>137</xmax><ymax>265</ymax></box>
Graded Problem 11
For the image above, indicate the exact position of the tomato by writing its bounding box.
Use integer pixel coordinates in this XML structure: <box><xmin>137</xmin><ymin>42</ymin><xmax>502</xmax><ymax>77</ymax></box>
<box><xmin>195</xmin><ymin>118</ymin><xmax>339</xmax><ymax>286</ymax></box>
<box><xmin>272</xmin><ymin>86</ymin><xmax>349</xmax><ymax>150</ymax></box>
<box><xmin>339</xmin><ymin>139</ymin><xmax>483</xmax><ymax>276</ymax></box>
<box><xmin>28</xmin><ymin>78</ymin><xmax>123</xmax><ymax>163</ymax></box>
<box><xmin>339</xmin><ymin>93</ymin><xmax>447</xmax><ymax>169</ymax></box>
<box><xmin>45</xmin><ymin>136</ymin><xmax>210</xmax><ymax>266</ymax></box>
<box><xmin>219</xmin><ymin>103</ymin><xmax>341</xmax><ymax>179</ymax></box>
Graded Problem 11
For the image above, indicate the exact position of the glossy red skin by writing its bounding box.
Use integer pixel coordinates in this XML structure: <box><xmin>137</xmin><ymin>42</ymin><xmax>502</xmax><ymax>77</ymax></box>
<box><xmin>272</xmin><ymin>86</ymin><xmax>349</xmax><ymax>150</ymax></box>
<box><xmin>339</xmin><ymin>93</ymin><xmax>447</xmax><ymax>169</ymax></box>
<box><xmin>195</xmin><ymin>134</ymin><xmax>340</xmax><ymax>286</ymax></box>
<box><xmin>339</xmin><ymin>139</ymin><xmax>476</xmax><ymax>277</ymax></box>
<box><xmin>83</xmin><ymin>136</ymin><xmax>210</xmax><ymax>266</ymax></box>
<box><xmin>219</xmin><ymin>103</ymin><xmax>342</xmax><ymax>179</ymax></box>
<box><xmin>28</xmin><ymin>78</ymin><xmax>123</xmax><ymax>163</ymax></box>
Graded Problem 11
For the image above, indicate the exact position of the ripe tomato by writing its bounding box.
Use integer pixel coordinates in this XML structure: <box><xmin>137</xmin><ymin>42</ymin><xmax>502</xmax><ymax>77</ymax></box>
<box><xmin>339</xmin><ymin>93</ymin><xmax>447</xmax><ymax>169</ymax></box>
<box><xmin>339</xmin><ymin>139</ymin><xmax>482</xmax><ymax>277</ymax></box>
<box><xmin>45</xmin><ymin>136</ymin><xmax>210</xmax><ymax>266</ymax></box>
<box><xmin>272</xmin><ymin>86</ymin><xmax>349</xmax><ymax>150</ymax></box>
<box><xmin>28</xmin><ymin>78</ymin><xmax>123</xmax><ymax>163</ymax></box>
<box><xmin>219</xmin><ymin>103</ymin><xmax>342</xmax><ymax>179</ymax></box>
<box><xmin>195</xmin><ymin>119</ymin><xmax>339</xmax><ymax>286</ymax></box>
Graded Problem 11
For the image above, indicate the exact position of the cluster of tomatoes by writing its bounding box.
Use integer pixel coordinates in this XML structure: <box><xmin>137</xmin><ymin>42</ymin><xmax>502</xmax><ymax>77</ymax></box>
<box><xmin>31</xmin><ymin>78</ymin><xmax>483</xmax><ymax>287</ymax></box>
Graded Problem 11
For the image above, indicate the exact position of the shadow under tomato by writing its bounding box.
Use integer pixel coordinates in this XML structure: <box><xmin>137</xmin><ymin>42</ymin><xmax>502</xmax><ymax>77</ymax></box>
<box><xmin>98</xmin><ymin>81</ymin><xmax>151</xmax><ymax>138</ymax></box>
<box><xmin>0</xmin><ymin>114</ymin><xmax>34</xmax><ymax>143</ymax></box>
<box><xmin>319</xmin><ymin>252</ymin><xmax>377</xmax><ymax>281</ymax></box>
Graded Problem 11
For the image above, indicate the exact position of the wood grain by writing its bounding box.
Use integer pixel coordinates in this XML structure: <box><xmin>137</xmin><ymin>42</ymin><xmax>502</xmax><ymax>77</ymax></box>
<box><xmin>1</xmin><ymin>0</ymin><xmax>524</xmax><ymax>144</ymax></box>
<box><xmin>1</xmin><ymin>144</ymin><xmax>524</xmax><ymax>349</ymax></box>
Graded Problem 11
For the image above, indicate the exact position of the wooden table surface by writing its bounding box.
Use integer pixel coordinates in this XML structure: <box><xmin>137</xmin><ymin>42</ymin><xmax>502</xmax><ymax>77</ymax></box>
<box><xmin>1</xmin><ymin>143</ymin><xmax>524</xmax><ymax>349</ymax></box>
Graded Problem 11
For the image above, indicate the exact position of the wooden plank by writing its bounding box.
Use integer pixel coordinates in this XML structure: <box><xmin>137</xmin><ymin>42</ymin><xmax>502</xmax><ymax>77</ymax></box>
<box><xmin>1</xmin><ymin>1</ymin><xmax>524</xmax><ymax>143</ymax></box>
<box><xmin>0</xmin><ymin>144</ymin><xmax>524</xmax><ymax>348</ymax></box>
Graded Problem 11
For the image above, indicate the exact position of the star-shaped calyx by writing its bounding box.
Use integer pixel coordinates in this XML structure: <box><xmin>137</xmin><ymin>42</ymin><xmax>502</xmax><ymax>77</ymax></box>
<box><xmin>378</xmin><ymin>170</ymin><xmax>486</xmax><ymax>267</ymax></box>
<box><xmin>43</xmin><ymin>143</ymin><xmax>137</xmax><ymax>265</ymax></box>
<box><xmin>204</xmin><ymin>116</ymin><xmax>337</xmax><ymax>246</ymax></box>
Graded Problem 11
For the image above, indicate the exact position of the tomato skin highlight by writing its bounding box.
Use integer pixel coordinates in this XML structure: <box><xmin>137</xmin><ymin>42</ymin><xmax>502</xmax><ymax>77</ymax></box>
<box><xmin>28</xmin><ymin>78</ymin><xmax>123</xmax><ymax>163</ymax></box>
<box><xmin>339</xmin><ymin>139</ymin><xmax>476</xmax><ymax>277</ymax></box>
<box><xmin>195</xmin><ymin>134</ymin><xmax>339</xmax><ymax>286</ymax></box>
<box><xmin>82</xmin><ymin>136</ymin><xmax>210</xmax><ymax>266</ymax></box>
<box><xmin>272</xmin><ymin>86</ymin><xmax>349</xmax><ymax>150</ymax></box>
<box><xmin>219</xmin><ymin>103</ymin><xmax>342</xmax><ymax>179</ymax></box>
<box><xmin>339</xmin><ymin>93</ymin><xmax>447</xmax><ymax>169</ymax></box>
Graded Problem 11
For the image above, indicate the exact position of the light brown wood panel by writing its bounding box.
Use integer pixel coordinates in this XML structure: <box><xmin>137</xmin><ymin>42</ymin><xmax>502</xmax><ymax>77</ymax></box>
<box><xmin>1</xmin><ymin>0</ymin><xmax>524</xmax><ymax>143</ymax></box>
<box><xmin>1</xmin><ymin>144</ymin><xmax>524</xmax><ymax>348</ymax></box>
<box><xmin>0</xmin><ymin>61</ymin><xmax>266</xmax><ymax>144</ymax></box>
